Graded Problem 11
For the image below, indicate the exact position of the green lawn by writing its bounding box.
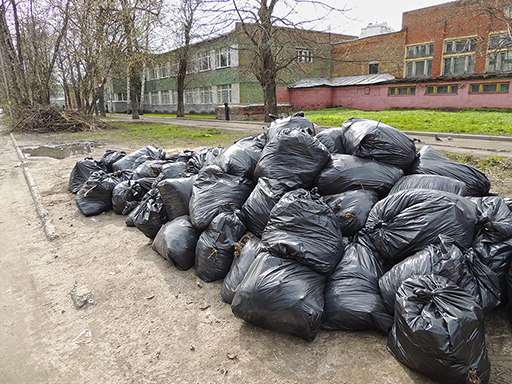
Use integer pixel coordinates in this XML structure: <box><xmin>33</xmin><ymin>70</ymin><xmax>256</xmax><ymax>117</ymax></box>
<box><xmin>302</xmin><ymin>107</ymin><xmax>512</xmax><ymax>136</ymax></box>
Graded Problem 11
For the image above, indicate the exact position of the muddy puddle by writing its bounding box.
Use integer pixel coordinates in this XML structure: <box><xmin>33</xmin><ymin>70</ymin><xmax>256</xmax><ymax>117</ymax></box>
<box><xmin>21</xmin><ymin>142</ymin><xmax>101</xmax><ymax>159</ymax></box>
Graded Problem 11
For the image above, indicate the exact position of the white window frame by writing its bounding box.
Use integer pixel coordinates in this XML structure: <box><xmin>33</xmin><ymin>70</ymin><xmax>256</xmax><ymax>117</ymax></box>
<box><xmin>216</xmin><ymin>47</ymin><xmax>231</xmax><ymax>69</ymax></box>
<box><xmin>159</xmin><ymin>66</ymin><xmax>168</xmax><ymax>78</ymax></box>
<box><xmin>161</xmin><ymin>90</ymin><xmax>170</xmax><ymax>105</ymax></box>
<box><xmin>405</xmin><ymin>59</ymin><xmax>433</xmax><ymax>78</ymax></box>
<box><xmin>217</xmin><ymin>84</ymin><xmax>232</xmax><ymax>103</ymax></box>
<box><xmin>172</xmin><ymin>90</ymin><xmax>178</xmax><ymax>104</ymax></box>
<box><xmin>151</xmin><ymin>92</ymin><xmax>159</xmax><ymax>105</ymax></box>
<box><xmin>199</xmin><ymin>52</ymin><xmax>211</xmax><ymax>72</ymax></box>
<box><xmin>200</xmin><ymin>86</ymin><xmax>213</xmax><ymax>104</ymax></box>
<box><xmin>185</xmin><ymin>89</ymin><xmax>196</xmax><ymax>104</ymax></box>
<box><xmin>144</xmin><ymin>92</ymin><xmax>150</xmax><ymax>105</ymax></box>
<box><xmin>150</xmin><ymin>68</ymin><xmax>159</xmax><ymax>80</ymax></box>
<box><xmin>296</xmin><ymin>48</ymin><xmax>313</xmax><ymax>63</ymax></box>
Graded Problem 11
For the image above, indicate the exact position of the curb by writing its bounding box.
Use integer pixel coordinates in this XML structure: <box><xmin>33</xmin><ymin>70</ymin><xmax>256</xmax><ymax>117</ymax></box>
<box><xmin>10</xmin><ymin>133</ymin><xmax>58</xmax><ymax>242</ymax></box>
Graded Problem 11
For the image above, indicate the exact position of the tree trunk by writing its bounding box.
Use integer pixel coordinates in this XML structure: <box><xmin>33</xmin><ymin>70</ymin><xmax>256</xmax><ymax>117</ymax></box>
<box><xmin>99</xmin><ymin>84</ymin><xmax>106</xmax><ymax>117</ymax></box>
<box><xmin>263</xmin><ymin>80</ymin><xmax>278</xmax><ymax>122</ymax></box>
<box><xmin>176</xmin><ymin>56</ymin><xmax>186</xmax><ymax>117</ymax></box>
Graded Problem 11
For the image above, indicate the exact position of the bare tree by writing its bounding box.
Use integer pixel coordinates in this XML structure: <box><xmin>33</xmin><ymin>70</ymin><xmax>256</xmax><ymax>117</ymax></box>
<box><xmin>223</xmin><ymin>0</ymin><xmax>347</xmax><ymax>122</ymax></box>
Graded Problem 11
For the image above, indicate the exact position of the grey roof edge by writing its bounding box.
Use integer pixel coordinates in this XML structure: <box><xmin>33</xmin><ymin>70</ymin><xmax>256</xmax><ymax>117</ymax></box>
<box><xmin>291</xmin><ymin>74</ymin><xmax>395</xmax><ymax>89</ymax></box>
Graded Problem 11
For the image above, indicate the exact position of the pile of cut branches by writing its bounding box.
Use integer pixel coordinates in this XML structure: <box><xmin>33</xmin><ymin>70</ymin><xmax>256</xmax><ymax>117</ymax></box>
<box><xmin>10</xmin><ymin>105</ymin><xmax>115</xmax><ymax>133</ymax></box>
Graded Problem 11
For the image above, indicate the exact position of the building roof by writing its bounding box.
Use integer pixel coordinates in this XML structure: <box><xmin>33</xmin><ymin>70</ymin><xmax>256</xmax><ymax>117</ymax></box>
<box><xmin>290</xmin><ymin>73</ymin><xmax>395</xmax><ymax>88</ymax></box>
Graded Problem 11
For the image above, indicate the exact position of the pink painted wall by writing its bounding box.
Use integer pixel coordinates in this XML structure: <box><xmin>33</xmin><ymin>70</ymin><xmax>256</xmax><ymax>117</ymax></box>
<box><xmin>277</xmin><ymin>87</ymin><xmax>291</xmax><ymax>103</ymax></box>
<box><xmin>289</xmin><ymin>87</ymin><xmax>333</xmax><ymax>110</ymax></box>
<box><xmin>289</xmin><ymin>79</ymin><xmax>512</xmax><ymax>111</ymax></box>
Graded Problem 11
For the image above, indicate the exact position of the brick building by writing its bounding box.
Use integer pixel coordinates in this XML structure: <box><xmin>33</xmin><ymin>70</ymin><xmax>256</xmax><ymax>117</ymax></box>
<box><xmin>287</xmin><ymin>0</ymin><xmax>512</xmax><ymax>111</ymax></box>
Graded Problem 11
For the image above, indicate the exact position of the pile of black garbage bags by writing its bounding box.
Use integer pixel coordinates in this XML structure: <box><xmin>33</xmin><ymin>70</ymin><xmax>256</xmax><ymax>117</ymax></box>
<box><xmin>69</xmin><ymin>112</ymin><xmax>512</xmax><ymax>384</ymax></box>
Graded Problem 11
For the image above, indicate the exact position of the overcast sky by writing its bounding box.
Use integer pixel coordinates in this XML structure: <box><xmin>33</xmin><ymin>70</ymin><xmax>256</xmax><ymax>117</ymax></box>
<box><xmin>322</xmin><ymin>0</ymin><xmax>453</xmax><ymax>36</ymax></box>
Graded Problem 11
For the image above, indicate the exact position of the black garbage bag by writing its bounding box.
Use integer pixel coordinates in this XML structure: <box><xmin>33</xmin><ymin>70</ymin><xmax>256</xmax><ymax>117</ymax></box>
<box><xmin>99</xmin><ymin>150</ymin><xmax>126</xmax><ymax>172</ymax></box>
<box><xmin>387</xmin><ymin>274</ymin><xmax>491</xmax><ymax>384</ymax></box>
<box><xmin>195</xmin><ymin>210</ymin><xmax>247</xmax><ymax>283</ymax></box>
<box><xmin>187</xmin><ymin>146</ymin><xmax>224</xmax><ymax>174</ymax></box>
<box><xmin>220</xmin><ymin>233</ymin><xmax>261</xmax><ymax>304</ymax></box>
<box><xmin>112</xmin><ymin>177</ymin><xmax>155</xmax><ymax>215</ymax></box>
<box><xmin>231</xmin><ymin>252</ymin><xmax>326</xmax><ymax>342</ymax></box>
<box><xmin>471</xmin><ymin>196</ymin><xmax>512</xmax><ymax>302</ymax></box>
<box><xmin>323</xmin><ymin>242</ymin><xmax>393</xmax><ymax>333</ymax></box>
<box><xmin>364</xmin><ymin>189</ymin><xmax>477</xmax><ymax>263</ymax></box>
<box><xmin>323</xmin><ymin>190</ymin><xmax>379</xmax><ymax>237</ymax></box>
<box><xmin>389</xmin><ymin>174</ymin><xmax>467</xmax><ymax>196</ymax></box>
<box><xmin>261</xmin><ymin>189</ymin><xmax>344</xmax><ymax>276</ymax></box>
<box><xmin>407</xmin><ymin>145</ymin><xmax>490</xmax><ymax>196</ymax></box>
<box><xmin>379</xmin><ymin>235</ymin><xmax>501</xmax><ymax>316</ymax></box>
<box><xmin>253</xmin><ymin>128</ymin><xmax>330</xmax><ymax>189</ymax></box>
<box><xmin>134</xmin><ymin>159</ymin><xmax>170</xmax><ymax>178</ymax></box>
<box><xmin>266</xmin><ymin>111</ymin><xmax>317</xmax><ymax>142</ymax></box>
<box><xmin>341</xmin><ymin>118</ymin><xmax>416</xmax><ymax>170</ymax></box>
<box><xmin>112</xmin><ymin>145</ymin><xmax>166</xmax><ymax>171</ymax></box>
<box><xmin>156</xmin><ymin>176</ymin><xmax>196</xmax><ymax>222</ymax></box>
<box><xmin>313</xmin><ymin>154</ymin><xmax>403</xmax><ymax>198</ymax></box>
<box><xmin>157</xmin><ymin>161</ymin><xmax>188</xmax><ymax>180</ymax></box>
<box><xmin>213</xmin><ymin>134</ymin><xmax>266</xmax><ymax>180</ymax></box>
<box><xmin>189</xmin><ymin>165</ymin><xmax>253</xmax><ymax>230</ymax></box>
<box><xmin>76</xmin><ymin>170</ymin><xmax>135</xmax><ymax>216</ymax></box>
<box><xmin>152</xmin><ymin>215</ymin><xmax>200</xmax><ymax>271</ymax></box>
<box><xmin>132</xmin><ymin>188</ymin><xmax>168</xmax><ymax>239</ymax></box>
<box><xmin>240</xmin><ymin>178</ymin><xmax>291</xmax><ymax>238</ymax></box>
<box><xmin>315</xmin><ymin>127</ymin><xmax>345</xmax><ymax>154</ymax></box>
<box><xmin>69</xmin><ymin>157</ymin><xmax>107</xmax><ymax>193</ymax></box>
<box><xmin>508</xmin><ymin>262</ymin><xmax>512</xmax><ymax>323</ymax></box>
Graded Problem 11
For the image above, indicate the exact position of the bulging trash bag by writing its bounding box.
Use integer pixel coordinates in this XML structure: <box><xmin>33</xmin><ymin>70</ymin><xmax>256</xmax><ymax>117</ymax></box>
<box><xmin>261</xmin><ymin>188</ymin><xmax>344</xmax><ymax>276</ymax></box>
<box><xmin>407</xmin><ymin>145</ymin><xmax>490</xmax><ymax>196</ymax></box>
<box><xmin>189</xmin><ymin>165</ymin><xmax>253</xmax><ymax>230</ymax></box>
<box><xmin>213</xmin><ymin>134</ymin><xmax>265</xmax><ymax>180</ymax></box>
<box><xmin>471</xmin><ymin>196</ymin><xmax>512</xmax><ymax>302</ymax></box>
<box><xmin>508</xmin><ymin>262</ymin><xmax>512</xmax><ymax>322</ymax></box>
<box><xmin>112</xmin><ymin>178</ymin><xmax>155</xmax><ymax>215</ymax></box>
<box><xmin>313</xmin><ymin>154</ymin><xmax>403</xmax><ymax>198</ymax></box>
<box><xmin>387</xmin><ymin>274</ymin><xmax>491</xmax><ymax>384</ymax></box>
<box><xmin>240</xmin><ymin>178</ymin><xmax>291</xmax><ymax>238</ymax></box>
<box><xmin>341</xmin><ymin>118</ymin><xmax>416</xmax><ymax>170</ymax></box>
<box><xmin>323</xmin><ymin>242</ymin><xmax>393</xmax><ymax>333</ymax></box>
<box><xmin>156</xmin><ymin>176</ymin><xmax>196</xmax><ymax>222</ymax></box>
<box><xmin>253</xmin><ymin>128</ymin><xmax>330</xmax><ymax>189</ymax></box>
<box><xmin>389</xmin><ymin>174</ymin><xmax>467</xmax><ymax>196</ymax></box>
<box><xmin>152</xmin><ymin>215</ymin><xmax>200</xmax><ymax>271</ymax></box>
<box><xmin>132</xmin><ymin>188</ymin><xmax>168</xmax><ymax>239</ymax></box>
<box><xmin>220</xmin><ymin>233</ymin><xmax>261</xmax><ymax>304</ymax></box>
<box><xmin>76</xmin><ymin>170</ymin><xmax>135</xmax><ymax>216</ymax></box>
<box><xmin>266</xmin><ymin>111</ymin><xmax>317</xmax><ymax>142</ymax></box>
<box><xmin>134</xmin><ymin>159</ymin><xmax>171</xmax><ymax>178</ymax></box>
<box><xmin>112</xmin><ymin>145</ymin><xmax>166</xmax><ymax>171</ymax></box>
<box><xmin>155</xmin><ymin>161</ymin><xmax>188</xmax><ymax>181</ymax></box>
<box><xmin>323</xmin><ymin>190</ymin><xmax>379</xmax><ymax>237</ymax></box>
<box><xmin>231</xmin><ymin>252</ymin><xmax>326</xmax><ymax>342</ymax></box>
<box><xmin>69</xmin><ymin>157</ymin><xmax>107</xmax><ymax>193</ymax></box>
<box><xmin>315</xmin><ymin>127</ymin><xmax>345</xmax><ymax>154</ymax></box>
<box><xmin>187</xmin><ymin>146</ymin><xmax>223</xmax><ymax>174</ymax></box>
<box><xmin>364</xmin><ymin>188</ymin><xmax>477</xmax><ymax>263</ymax></box>
<box><xmin>99</xmin><ymin>150</ymin><xmax>126</xmax><ymax>172</ymax></box>
<box><xmin>379</xmin><ymin>235</ymin><xmax>501</xmax><ymax>316</ymax></box>
<box><xmin>195</xmin><ymin>210</ymin><xmax>247</xmax><ymax>283</ymax></box>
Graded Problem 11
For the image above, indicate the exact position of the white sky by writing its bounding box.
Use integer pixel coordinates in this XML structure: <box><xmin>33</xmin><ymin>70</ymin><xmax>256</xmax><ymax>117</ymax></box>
<box><xmin>320</xmin><ymin>0</ymin><xmax>454</xmax><ymax>37</ymax></box>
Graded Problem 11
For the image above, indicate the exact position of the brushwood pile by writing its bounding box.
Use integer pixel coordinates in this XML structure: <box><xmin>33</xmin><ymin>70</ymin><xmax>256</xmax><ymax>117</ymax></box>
<box><xmin>69</xmin><ymin>112</ymin><xmax>512</xmax><ymax>384</ymax></box>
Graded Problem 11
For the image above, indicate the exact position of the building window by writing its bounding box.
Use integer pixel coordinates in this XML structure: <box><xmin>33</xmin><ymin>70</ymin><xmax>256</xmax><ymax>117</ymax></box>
<box><xmin>185</xmin><ymin>89</ymin><xmax>196</xmax><ymax>104</ymax></box>
<box><xmin>444</xmin><ymin>37</ymin><xmax>477</xmax><ymax>54</ymax></box>
<box><xmin>369</xmin><ymin>62</ymin><xmax>379</xmax><ymax>74</ymax></box>
<box><xmin>406</xmin><ymin>43</ymin><xmax>434</xmax><ymax>59</ymax></box>
<box><xmin>405</xmin><ymin>60</ymin><xmax>432</xmax><ymax>78</ymax></box>
<box><xmin>161</xmin><ymin>91</ymin><xmax>170</xmax><ymax>105</ymax></box>
<box><xmin>172</xmin><ymin>90</ymin><xmax>178</xmax><ymax>104</ymax></box>
<box><xmin>217</xmin><ymin>84</ymin><xmax>232</xmax><ymax>103</ymax></box>
<box><xmin>199</xmin><ymin>52</ymin><xmax>211</xmax><ymax>71</ymax></box>
<box><xmin>443</xmin><ymin>55</ymin><xmax>475</xmax><ymax>75</ymax></box>
<box><xmin>216</xmin><ymin>48</ymin><xmax>231</xmax><ymax>68</ymax></box>
<box><xmin>144</xmin><ymin>92</ymin><xmax>149</xmax><ymax>105</ymax></box>
<box><xmin>150</xmin><ymin>68</ymin><xmax>159</xmax><ymax>80</ymax></box>
<box><xmin>296</xmin><ymin>48</ymin><xmax>313</xmax><ymax>63</ymax></box>
<box><xmin>200</xmin><ymin>87</ymin><xmax>213</xmax><ymax>104</ymax></box>
<box><xmin>117</xmin><ymin>93</ymin><xmax>127</xmax><ymax>101</ymax></box>
<box><xmin>388</xmin><ymin>87</ymin><xmax>416</xmax><ymax>95</ymax></box>
<box><xmin>487</xmin><ymin>32</ymin><xmax>512</xmax><ymax>73</ymax></box>
<box><xmin>151</xmin><ymin>92</ymin><xmax>159</xmax><ymax>105</ymax></box>
<box><xmin>160</xmin><ymin>67</ymin><xmax>168</xmax><ymax>78</ymax></box>
<box><xmin>425</xmin><ymin>84</ymin><xmax>459</xmax><ymax>94</ymax></box>
<box><xmin>470</xmin><ymin>82</ymin><xmax>510</xmax><ymax>93</ymax></box>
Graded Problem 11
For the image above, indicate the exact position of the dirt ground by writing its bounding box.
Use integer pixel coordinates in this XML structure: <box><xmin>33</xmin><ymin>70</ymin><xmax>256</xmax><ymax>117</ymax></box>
<box><xmin>1</xmin><ymin>120</ymin><xmax>512</xmax><ymax>384</ymax></box>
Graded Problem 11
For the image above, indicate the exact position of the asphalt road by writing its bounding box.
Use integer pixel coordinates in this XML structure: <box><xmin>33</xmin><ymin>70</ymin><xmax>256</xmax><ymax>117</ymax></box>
<box><xmin>107</xmin><ymin>113</ymin><xmax>512</xmax><ymax>158</ymax></box>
